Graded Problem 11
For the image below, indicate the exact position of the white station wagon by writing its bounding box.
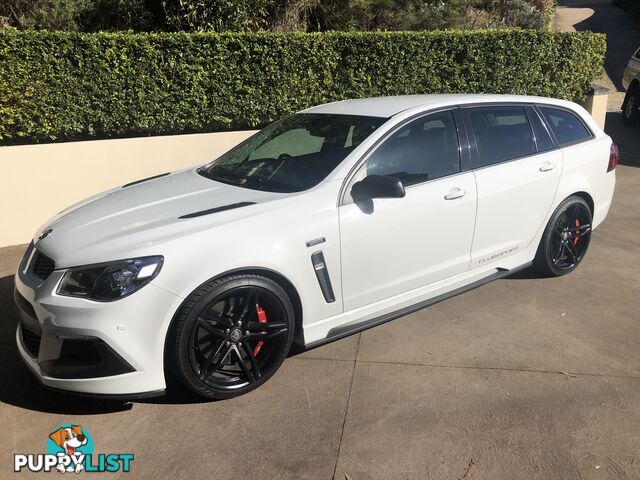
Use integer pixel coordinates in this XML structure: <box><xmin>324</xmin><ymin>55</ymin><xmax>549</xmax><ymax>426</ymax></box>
<box><xmin>14</xmin><ymin>95</ymin><xmax>618</xmax><ymax>400</ymax></box>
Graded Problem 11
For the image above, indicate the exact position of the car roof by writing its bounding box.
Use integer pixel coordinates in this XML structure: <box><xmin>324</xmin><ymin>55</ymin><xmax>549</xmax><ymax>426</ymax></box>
<box><xmin>300</xmin><ymin>94</ymin><xmax>575</xmax><ymax>118</ymax></box>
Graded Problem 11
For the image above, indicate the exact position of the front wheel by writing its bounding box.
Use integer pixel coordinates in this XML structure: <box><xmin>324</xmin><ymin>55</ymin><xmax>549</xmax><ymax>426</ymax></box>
<box><xmin>167</xmin><ymin>274</ymin><xmax>295</xmax><ymax>400</ymax></box>
<box><xmin>533</xmin><ymin>196</ymin><xmax>592</xmax><ymax>277</ymax></box>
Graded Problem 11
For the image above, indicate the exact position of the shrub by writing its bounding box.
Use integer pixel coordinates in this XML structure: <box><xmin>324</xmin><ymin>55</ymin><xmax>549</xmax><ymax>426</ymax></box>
<box><xmin>0</xmin><ymin>29</ymin><xmax>606</xmax><ymax>145</ymax></box>
<box><xmin>498</xmin><ymin>0</ymin><xmax>547</xmax><ymax>29</ymax></box>
<box><xmin>0</xmin><ymin>0</ymin><xmax>556</xmax><ymax>32</ymax></box>
<box><xmin>0</xmin><ymin>0</ymin><xmax>163</xmax><ymax>31</ymax></box>
<box><xmin>162</xmin><ymin>0</ymin><xmax>319</xmax><ymax>32</ymax></box>
<box><xmin>1</xmin><ymin>0</ymin><xmax>92</xmax><ymax>31</ymax></box>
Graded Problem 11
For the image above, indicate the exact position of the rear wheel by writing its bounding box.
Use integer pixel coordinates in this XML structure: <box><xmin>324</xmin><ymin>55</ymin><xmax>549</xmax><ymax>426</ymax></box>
<box><xmin>167</xmin><ymin>274</ymin><xmax>294</xmax><ymax>400</ymax></box>
<box><xmin>623</xmin><ymin>86</ymin><xmax>639</xmax><ymax>125</ymax></box>
<box><xmin>533</xmin><ymin>196</ymin><xmax>592</xmax><ymax>277</ymax></box>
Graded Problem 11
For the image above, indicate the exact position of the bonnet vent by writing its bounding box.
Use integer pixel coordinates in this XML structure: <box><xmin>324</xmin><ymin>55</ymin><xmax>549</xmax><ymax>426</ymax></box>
<box><xmin>179</xmin><ymin>202</ymin><xmax>256</xmax><ymax>219</ymax></box>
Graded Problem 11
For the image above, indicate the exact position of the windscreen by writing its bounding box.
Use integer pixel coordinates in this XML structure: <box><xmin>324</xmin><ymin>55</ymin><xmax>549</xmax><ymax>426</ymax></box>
<box><xmin>199</xmin><ymin>113</ymin><xmax>386</xmax><ymax>193</ymax></box>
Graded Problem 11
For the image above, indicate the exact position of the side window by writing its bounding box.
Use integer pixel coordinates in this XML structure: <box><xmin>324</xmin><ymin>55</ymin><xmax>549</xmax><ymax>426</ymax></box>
<box><xmin>526</xmin><ymin>106</ymin><xmax>555</xmax><ymax>152</ymax></box>
<box><xmin>365</xmin><ymin>110</ymin><xmax>461</xmax><ymax>186</ymax></box>
<box><xmin>467</xmin><ymin>106</ymin><xmax>536</xmax><ymax>168</ymax></box>
<box><xmin>539</xmin><ymin>106</ymin><xmax>592</xmax><ymax>146</ymax></box>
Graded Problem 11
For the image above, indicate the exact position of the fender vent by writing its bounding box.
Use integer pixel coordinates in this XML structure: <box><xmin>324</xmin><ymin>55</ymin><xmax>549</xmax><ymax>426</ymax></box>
<box><xmin>179</xmin><ymin>202</ymin><xmax>256</xmax><ymax>219</ymax></box>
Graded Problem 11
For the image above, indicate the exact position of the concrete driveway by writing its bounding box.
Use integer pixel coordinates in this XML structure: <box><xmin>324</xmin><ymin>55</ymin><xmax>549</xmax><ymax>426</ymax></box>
<box><xmin>1</xmin><ymin>159</ymin><xmax>639</xmax><ymax>479</ymax></box>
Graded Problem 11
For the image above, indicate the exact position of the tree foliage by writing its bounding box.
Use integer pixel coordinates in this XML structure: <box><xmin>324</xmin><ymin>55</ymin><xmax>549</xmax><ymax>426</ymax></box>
<box><xmin>0</xmin><ymin>0</ymin><xmax>554</xmax><ymax>32</ymax></box>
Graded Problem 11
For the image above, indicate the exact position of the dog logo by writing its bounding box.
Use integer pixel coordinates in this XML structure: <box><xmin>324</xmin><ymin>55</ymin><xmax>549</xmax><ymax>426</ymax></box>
<box><xmin>48</xmin><ymin>426</ymin><xmax>88</xmax><ymax>473</ymax></box>
<box><xmin>14</xmin><ymin>423</ymin><xmax>133</xmax><ymax>474</ymax></box>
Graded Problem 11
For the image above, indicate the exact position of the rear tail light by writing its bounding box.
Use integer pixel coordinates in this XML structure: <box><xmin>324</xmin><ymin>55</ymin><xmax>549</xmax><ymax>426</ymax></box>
<box><xmin>608</xmin><ymin>143</ymin><xmax>619</xmax><ymax>172</ymax></box>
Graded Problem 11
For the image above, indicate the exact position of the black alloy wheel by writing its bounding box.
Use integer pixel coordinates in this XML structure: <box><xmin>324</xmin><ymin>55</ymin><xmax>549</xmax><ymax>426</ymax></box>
<box><xmin>168</xmin><ymin>274</ymin><xmax>294</xmax><ymax>399</ymax></box>
<box><xmin>534</xmin><ymin>196</ymin><xmax>592</xmax><ymax>276</ymax></box>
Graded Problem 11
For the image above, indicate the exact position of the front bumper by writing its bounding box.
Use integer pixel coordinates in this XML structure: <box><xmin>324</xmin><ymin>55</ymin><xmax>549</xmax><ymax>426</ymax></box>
<box><xmin>14</xmin><ymin>247</ymin><xmax>183</xmax><ymax>396</ymax></box>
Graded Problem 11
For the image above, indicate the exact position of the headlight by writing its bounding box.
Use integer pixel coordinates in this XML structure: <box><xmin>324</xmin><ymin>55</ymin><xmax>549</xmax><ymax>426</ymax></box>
<box><xmin>57</xmin><ymin>256</ymin><xmax>163</xmax><ymax>301</ymax></box>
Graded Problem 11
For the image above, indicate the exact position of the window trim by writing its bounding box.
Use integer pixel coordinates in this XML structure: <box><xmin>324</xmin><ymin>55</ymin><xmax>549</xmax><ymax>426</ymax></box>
<box><xmin>535</xmin><ymin>104</ymin><xmax>594</xmax><ymax>148</ymax></box>
<box><xmin>460</xmin><ymin>102</ymin><xmax>596</xmax><ymax>171</ymax></box>
<box><xmin>524</xmin><ymin>105</ymin><xmax>556</xmax><ymax>152</ymax></box>
<box><xmin>337</xmin><ymin>107</ymin><xmax>470</xmax><ymax>207</ymax></box>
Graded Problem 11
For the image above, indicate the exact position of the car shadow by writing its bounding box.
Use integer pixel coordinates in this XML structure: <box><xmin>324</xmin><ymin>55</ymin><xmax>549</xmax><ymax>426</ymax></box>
<box><xmin>502</xmin><ymin>267</ymin><xmax>548</xmax><ymax>280</ymax></box>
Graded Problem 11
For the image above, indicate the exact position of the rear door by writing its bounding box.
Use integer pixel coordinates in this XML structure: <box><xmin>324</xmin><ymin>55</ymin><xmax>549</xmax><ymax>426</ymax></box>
<box><xmin>463</xmin><ymin>104</ymin><xmax>562</xmax><ymax>267</ymax></box>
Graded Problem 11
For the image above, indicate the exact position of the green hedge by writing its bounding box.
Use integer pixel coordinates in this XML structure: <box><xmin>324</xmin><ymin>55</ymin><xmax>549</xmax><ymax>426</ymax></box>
<box><xmin>0</xmin><ymin>30</ymin><xmax>606</xmax><ymax>145</ymax></box>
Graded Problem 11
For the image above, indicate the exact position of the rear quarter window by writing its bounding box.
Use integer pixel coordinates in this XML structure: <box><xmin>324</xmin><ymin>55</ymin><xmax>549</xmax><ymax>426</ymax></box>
<box><xmin>538</xmin><ymin>106</ymin><xmax>592</xmax><ymax>146</ymax></box>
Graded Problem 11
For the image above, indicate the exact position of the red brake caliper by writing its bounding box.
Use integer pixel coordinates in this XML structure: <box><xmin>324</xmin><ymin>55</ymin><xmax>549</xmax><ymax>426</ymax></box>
<box><xmin>253</xmin><ymin>305</ymin><xmax>267</xmax><ymax>357</ymax></box>
<box><xmin>573</xmin><ymin>219</ymin><xmax>580</xmax><ymax>246</ymax></box>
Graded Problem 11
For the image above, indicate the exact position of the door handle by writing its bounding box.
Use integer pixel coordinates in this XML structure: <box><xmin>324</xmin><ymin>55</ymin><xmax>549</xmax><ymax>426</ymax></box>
<box><xmin>539</xmin><ymin>161</ymin><xmax>556</xmax><ymax>172</ymax></box>
<box><xmin>444</xmin><ymin>188</ymin><xmax>468</xmax><ymax>200</ymax></box>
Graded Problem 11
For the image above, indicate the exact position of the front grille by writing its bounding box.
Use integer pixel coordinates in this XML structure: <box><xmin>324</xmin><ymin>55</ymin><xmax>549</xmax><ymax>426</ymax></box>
<box><xmin>21</xmin><ymin>327</ymin><xmax>41</xmax><ymax>357</ymax></box>
<box><xmin>32</xmin><ymin>251</ymin><xmax>55</xmax><ymax>280</ymax></box>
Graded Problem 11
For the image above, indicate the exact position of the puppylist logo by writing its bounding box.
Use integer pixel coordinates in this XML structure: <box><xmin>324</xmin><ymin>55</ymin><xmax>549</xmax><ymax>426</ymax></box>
<box><xmin>14</xmin><ymin>424</ymin><xmax>134</xmax><ymax>474</ymax></box>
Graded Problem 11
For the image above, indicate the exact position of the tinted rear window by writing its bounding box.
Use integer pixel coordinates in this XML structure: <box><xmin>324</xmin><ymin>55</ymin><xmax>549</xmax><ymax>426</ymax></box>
<box><xmin>468</xmin><ymin>106</ymin><xmax>536</xmax><ymax>168</ymax></box>
<box><xmin>539</xmin><ymin>106</ymin><xmax>592</xmax><ymax>146</ymax></box>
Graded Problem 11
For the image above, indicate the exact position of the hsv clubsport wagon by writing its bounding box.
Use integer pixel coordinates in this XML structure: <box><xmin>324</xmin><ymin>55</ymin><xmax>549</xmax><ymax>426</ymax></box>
<box><xmin>14</xmin><ymin>95</ymin><xmax>618</xmax><ymax>399</ymax></box>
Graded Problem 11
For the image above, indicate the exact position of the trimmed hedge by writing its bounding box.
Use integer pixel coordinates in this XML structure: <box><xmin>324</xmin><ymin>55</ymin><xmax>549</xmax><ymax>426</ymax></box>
<box><xmin>0</xmin><ymin>30</ymin><xmax>606</xmax><ymax>145</ymax></box>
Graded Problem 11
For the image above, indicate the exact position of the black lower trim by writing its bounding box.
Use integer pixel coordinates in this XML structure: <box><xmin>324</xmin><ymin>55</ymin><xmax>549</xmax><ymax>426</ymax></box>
<box><xmin>37</xmin><ymin>380</ymin><xmax>165</xmax><ymax>400</ymax></box>
<box><xmin>305</xmin><ymin>262</ymin><xmax>532</xmax><ymax>350</ymax></box>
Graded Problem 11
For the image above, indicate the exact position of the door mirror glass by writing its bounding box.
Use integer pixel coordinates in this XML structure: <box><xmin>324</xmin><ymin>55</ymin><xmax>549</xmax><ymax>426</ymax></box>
<box><xmin>351</xmin><ymin>175</ymin><xmax>406</xmax><ymax>202</ymax></box>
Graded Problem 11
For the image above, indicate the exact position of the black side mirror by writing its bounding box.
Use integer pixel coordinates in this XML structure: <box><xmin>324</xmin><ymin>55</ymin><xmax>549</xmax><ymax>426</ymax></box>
<box><xmin>351</xmin><ymin>175</ymin><xmax>406</xmax><ymax>202</ymax></box>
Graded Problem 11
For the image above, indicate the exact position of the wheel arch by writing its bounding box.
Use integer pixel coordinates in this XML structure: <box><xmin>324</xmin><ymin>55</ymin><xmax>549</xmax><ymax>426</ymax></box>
<box><xmin>572</xmin><ymin>191</ymin><xmax>594</xmax><ymax>216</ymax></box>
<box><xmin>163</xmin><ymin>266</ymin><xmax>305</xmax><ymax>357</ymax></box>
<box><xmin>229</xmin><ymin>267</ymin><xmax>304</xmax><ymax>342</ymax></box>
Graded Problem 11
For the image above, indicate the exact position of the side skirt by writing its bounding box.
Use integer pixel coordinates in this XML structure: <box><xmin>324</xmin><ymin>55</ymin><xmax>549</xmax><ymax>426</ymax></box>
<box><xmin>303</xmin><ymin>262</ymin><xmax>532</xmax><ymax>351</ymax></box>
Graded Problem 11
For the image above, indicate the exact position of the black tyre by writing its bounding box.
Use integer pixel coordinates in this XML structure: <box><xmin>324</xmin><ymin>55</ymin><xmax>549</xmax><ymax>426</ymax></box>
<box><xmin>167</xmin><ymin>274</ymin><xmax>295</xmax><ymax>400</ymax></box>
<box><xmin>533</xmin><ymin>196</ymin><xmax>592</xmax><ymax>277</ymax></box>
<box><xmin>622</xmin><ymin>86</ymin><xmax>640</xmax><ymax>125</ymax></box>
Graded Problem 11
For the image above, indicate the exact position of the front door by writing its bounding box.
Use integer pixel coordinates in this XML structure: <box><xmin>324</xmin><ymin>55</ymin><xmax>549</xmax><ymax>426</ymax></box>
<box><xmin>339</xmin><ymin>109</ymin><xmax>477</xmax><ymax>311</ymax></box>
